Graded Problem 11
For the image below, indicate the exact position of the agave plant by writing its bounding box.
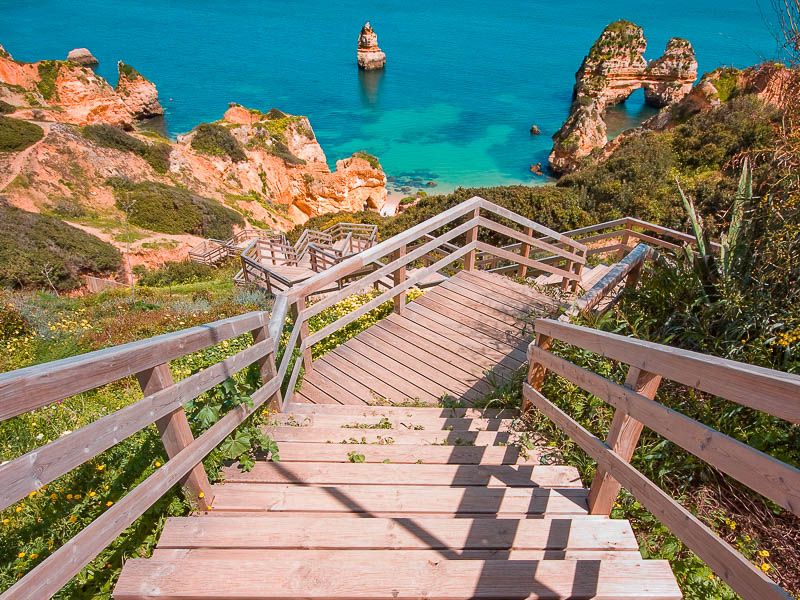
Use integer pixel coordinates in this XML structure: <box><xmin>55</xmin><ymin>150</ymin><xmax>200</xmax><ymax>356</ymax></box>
<box><xmin>677</xmin><ymin>159</ymin><xmax>755</xmax><ymax>302</ymax></box>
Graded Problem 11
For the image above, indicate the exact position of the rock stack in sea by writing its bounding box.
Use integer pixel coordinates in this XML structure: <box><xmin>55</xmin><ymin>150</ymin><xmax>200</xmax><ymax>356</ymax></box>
<box><xmin>357</xmin><ymin>22</ymin><xmax>386</xmax><ymax>70</ymax></box>
<box><xmin>548</xmin><ymin>20</ymin><xmax>697</xmax><ymax>175</ymax></box>
<box><xmin>67</xmin><ymin>47</ymin><xmax>99</xmax><ymax>66</ymax></box>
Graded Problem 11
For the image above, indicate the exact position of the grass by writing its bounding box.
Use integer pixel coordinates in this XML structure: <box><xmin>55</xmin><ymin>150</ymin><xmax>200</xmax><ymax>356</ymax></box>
<box><xmin>36</xmin><ymin>61</ymin><xmax>62</xmax><ymax>101</ymax></box>
<box><xmin>82</xmin><ymin>125</ymin><xmax>171</xmax><ymax>173</ymax></box>
<box><xmin>0</xmin><ymin>116</ymin><xmax>44</xmax><ymax>153</ymax></box>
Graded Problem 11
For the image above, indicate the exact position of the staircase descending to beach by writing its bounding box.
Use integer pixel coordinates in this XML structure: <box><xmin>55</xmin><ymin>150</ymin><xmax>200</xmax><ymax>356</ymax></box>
<box><xmin>2</xmin><ymin>197</ymin><xmax>797</xmax><ymax>600</ymax></box>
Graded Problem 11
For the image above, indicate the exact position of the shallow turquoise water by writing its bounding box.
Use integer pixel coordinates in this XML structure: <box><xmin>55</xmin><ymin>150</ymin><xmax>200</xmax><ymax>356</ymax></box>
<box><xmin>0</xmin><ymin>1</ymin><xmax>782</xmax><ymax>191</ymax></box>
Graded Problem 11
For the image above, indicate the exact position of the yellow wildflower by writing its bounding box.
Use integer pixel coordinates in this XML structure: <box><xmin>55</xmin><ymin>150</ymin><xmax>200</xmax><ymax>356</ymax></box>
<box><xmin>154</xmin><ymin>461</ymin><xmax>162</xmax><ymax>468</ymax></box>
<box><xmin>88</xmin><ymin>491</ymin><xmax>96</xmax><ymax>498</ymax></box>
<box><xmin>69</xmin><ymin>515</ymin><xmax>77</xmax><ymax>523</ymax></box>
<box><xmin>758</xmin><ymin>550</ymin><xmax>770</xmax><ymax>558</ymax></box>
<box><xmin>15</xmin><ymin>506</ymin><xmax>22</xmax><ymax>513</ymax></box>
<box><xmin>17</xmin><ymin>552</ymin><xmax>25</xmax><ymax>559</ymax></box>
<box><xmin>106</xmin><ymin>501</ymin><xmax>114</xmax><ymax>507</ymax></box>
<box><xmin>50</xmin><ymin>493</ymin><xmax>57</xmax><ymax>501</ymax></box>
<box><xmin>74</xmin><ymin>494</ymin><xmax>81</xmax><ymax>500</ymax></box>
<box><xmin>66</xmin><ymin>494</ymin><xmax>73</xmax><ymax>500</ymax></box>
<box><xmin>761</xmin><ymin>563</ymin><xmax>771</xmax><ymax>573</ymax></box>
<box><xmin>28</xmin><ymin>491</ymin><xmax>36</xmax><ymax>498</ymax></box>
<box><xmin>29</xmin><ymin>553</ymin><xmax>38</xmax><ymax>560</ymax></box>
<box><xmin>96</xmin><ymin>464</ymin><xmax>105</xmax><ymax>472</ymax></box>
<box><xmin>198</xmin><ymin>492</ymin><xmax>205</xmax><ymax>499</ymax></box>
<box><xmin>2</xmin><ymin>518</ymin><xmax>9</xmax><ymax>525</ymax></box>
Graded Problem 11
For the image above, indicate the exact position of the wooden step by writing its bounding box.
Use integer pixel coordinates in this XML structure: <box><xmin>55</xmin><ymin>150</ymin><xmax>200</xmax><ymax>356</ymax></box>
<box><xmin>264</xmin><ymin>426</ymin><xmax>514</xmax><ymax>445</ymax></box>
<box><xmin>271</xmin><ymin>413</ymin><xmax>515</xmax><ymax>431</ymax></box>
<box><xmin>272</xmin><ymin>442</ymin><xmax>537</xmax><ymax>464</ymax></box>
<box><xmin>157</xmin><ymin>515</ymin><xmax>635</xmax><ymax>551</ymax></box>
<box><xmin>283</xmin><ymin>403</ymin><xmax>518</xmax><ymax>419</ymax></box>
<box><xmin>207</xmin><ymin>483</ymin><xmax>589</xmax><ymax>516</ymax></box>
<box><xmin>220</xmin><ymin>462</ymin><xmax>582</xmax><ymax>487</ymax></box>
<box><xmin>115</xmin><ymin>557</ymin><xmax>681</xmax><ymax>599</ymax></box>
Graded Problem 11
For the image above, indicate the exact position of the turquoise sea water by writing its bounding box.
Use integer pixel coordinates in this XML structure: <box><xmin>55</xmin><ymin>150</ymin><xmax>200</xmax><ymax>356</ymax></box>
<box><xmin>0</xmin><ymin>1</ymin><xmax>783</xmax><ymax>192</ymax></box>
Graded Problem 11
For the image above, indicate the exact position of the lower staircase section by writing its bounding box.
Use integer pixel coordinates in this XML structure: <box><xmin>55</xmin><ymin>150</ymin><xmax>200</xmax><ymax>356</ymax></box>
<box><xmin>114</xmin><ymin>404</ymin><xmax>680</xmax><ymax>599</ymax></box>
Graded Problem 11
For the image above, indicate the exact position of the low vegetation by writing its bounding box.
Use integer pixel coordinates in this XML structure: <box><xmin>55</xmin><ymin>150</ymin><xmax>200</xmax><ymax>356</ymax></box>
<box><xmin>0</xmin><ymin>100</ymin><xmax>15</xmax><ymax>114</ymax></box>
<box><xmin>0</xmin><ymin>116</ymin><xmax>44</xmax><ymax>153</ymax></box>
<box><xmin>109</xmin><ymin>178</ymin><xmax>244</xmax><ymax>239</ymax></box>
<box><xmin>133</xmin><ymin>261</ymin><xmax>216</xmax><ymax>287</ymax></box>
<box><xmin>190</xmin><ymin>123</ymin><xmax>246</xmax><ymax>162</ymax></box>
<box><xmin>0</xmin><ymin>201</ymin><xmax>121</xmax><ymax>291</ymax></box>
<box><xmin>82</xmin><ymin>124</ymin><xmax>171</xmax><ymax>173</ymax></box>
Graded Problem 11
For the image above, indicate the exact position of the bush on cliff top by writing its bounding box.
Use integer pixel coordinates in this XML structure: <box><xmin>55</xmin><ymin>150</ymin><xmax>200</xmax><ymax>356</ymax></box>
<box><xmin>82</xmin><ymin>124</ymin><xmax>171</xmax><ymax>173</ymax></box>
<box><xmin>0</xmin><ymin>201</ymin><xmax>121</xmax><ymax>290</ymax></box>
<box><xmin>135</xmin><ymin>261</ymin><xmax>216</xmax><ymax>287</ymax></box>
<box><xmin>0</xmin><ymin>100</ymin><xmax>15</xmax><ymax>115</ymax></box>
<box><xmin>353</xmin><ymin>151</ymin><xmax>381</xmax><ymax>169</ymax></box>
<box><xmin>190</xmin><ymin>123</ymin><xmax>247</xmax><ymax>162</ymax></box>
<box><xmin>110</xmin><ymin>179</ymin><xmax>244</xmax><ymax>239</ymax></box>
<box><xmin>0</xmin><ymin>116</ymin><xmax>44</xmax><ymax>152</ymax></box>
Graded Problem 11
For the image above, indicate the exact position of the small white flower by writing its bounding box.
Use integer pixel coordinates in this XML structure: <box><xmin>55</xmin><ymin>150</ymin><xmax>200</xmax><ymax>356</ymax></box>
<box><xmin>60</xmin><ymin>430</ymin><xmax>72</xmax><ymax>437</ymax></box>
<box><xmin>35</xmin><ymin>433</ymin><xmax>44</xmax><ymax>441</ymax></box>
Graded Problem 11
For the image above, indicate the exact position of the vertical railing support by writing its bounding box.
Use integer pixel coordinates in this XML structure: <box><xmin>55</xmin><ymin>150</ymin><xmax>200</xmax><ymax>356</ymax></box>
<box><xmin>517</xmin><ymin>226</ymin><xmax>533</xmax><ymax>278</ymax></box>
<box><xmin>619</xmin><ymin>221</ymin><xmax>633</xmax><ymax>259</ymax></box>
<box><xmin>250</xmin><ymin>322</ymin><xmax>282</xmax><ymax>411</ymax></box>
<box><xmin>135</xmin><ymin>364</ymin><xmax>214</xmax><ymax>508</ymax></box>
<box><xmin>392</xmin><ymin>243</ymin><xmax>407</xmax><ymax>315</ymax></box>
<box><xmin>463</xmin><ymin>207</ymin><xmax>481</xmax><ymax>271</ymax></box>
<box><xmin>587</xmin><ymin>366</ymin><xmax>662</xmax><ymax>515</ymax></box>
<box><xmin>292</xmin><ymin>295</ymin><xmax>313</xmax><ymax>373</ymax></box>
<box><xmin>523</xmin><ymin>333</ymin><xmax>552</xmax><ymax>412</ymax></box>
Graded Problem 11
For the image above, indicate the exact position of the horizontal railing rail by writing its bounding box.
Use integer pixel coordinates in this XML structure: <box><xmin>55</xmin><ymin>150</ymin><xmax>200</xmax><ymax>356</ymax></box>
<box><xmin>524</xmin><ymin>318</ymin><xmax>800</xmax><ymax>600</ymax></box>
<box><xmin>189</xmin><ymin>229</ymin><xmax>279</xmax><ymax>266</ymax></box>
<box><xmin>0</xmin><ymin>311</ymin><xmax>281</xmax><ymax>599</ymax></box>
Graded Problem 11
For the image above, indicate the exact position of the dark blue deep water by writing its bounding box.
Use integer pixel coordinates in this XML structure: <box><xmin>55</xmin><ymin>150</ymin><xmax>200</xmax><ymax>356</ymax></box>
<box><xmin>0</xmin><ymin>1</ymin><xmax>783</xmax><ymax>191</ymax></box>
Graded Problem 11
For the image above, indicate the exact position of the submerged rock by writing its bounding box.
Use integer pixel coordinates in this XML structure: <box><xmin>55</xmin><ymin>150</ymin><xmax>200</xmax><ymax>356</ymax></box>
<box><xmin>530</xmin><ymin>124</ymin><xmax>541</xmax><ymax>135</ymax></box>
<box><xmin>357</xmin><ymin>22</ymin><xmax>386</xmax><ymax>70</ymax></box>
<box><xmin>549</xmin><ymin>20</ymin><xmax>697</xmax><ymax>175</ymax></box>
<box><xmin>67</xmin><ymin>48</ymin><xmax>99</xmax><ymax>66</ymax></box>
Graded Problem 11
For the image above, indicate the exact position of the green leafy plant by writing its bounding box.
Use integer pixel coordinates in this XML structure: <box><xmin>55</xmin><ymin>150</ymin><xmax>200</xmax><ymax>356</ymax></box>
<box><xmin>347</xmin><ymin>451</ymin><xmax>366</xmax><ymax>463</ymax></box>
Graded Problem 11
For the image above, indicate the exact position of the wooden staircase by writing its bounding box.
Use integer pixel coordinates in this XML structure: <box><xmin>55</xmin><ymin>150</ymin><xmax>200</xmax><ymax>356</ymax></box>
<box><xmin>114</xmin><ymin>403</ymin><xmax>680</xmax><ymax>599</ymax></box>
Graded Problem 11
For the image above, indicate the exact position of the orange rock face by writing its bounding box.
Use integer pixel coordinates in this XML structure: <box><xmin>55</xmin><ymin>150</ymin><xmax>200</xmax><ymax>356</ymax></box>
<box><xmin>357</xmin><ymin>22</ymin><xmax>386</xmax><ymax>70</ymax></box>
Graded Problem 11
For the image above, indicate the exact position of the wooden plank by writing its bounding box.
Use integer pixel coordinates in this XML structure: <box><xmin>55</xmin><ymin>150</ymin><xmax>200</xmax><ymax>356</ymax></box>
<box><xmin>534</xmin><ymin>319</ymin><xmax>800</xmax><ymax>423</ymax></box>
<box><xmin>0</xmin><ymin>373</ymin><xmax>282</xmax><ymax>600</ymax></box>
<box><xmin>0</xmin><ymin>311</ymin><xmax>269</xmax><ymax>420</ymax></box>
<box><xmin>150</xmin><ymin>547</ymin><xmax>644</xmax><ymax>561</ymax></box>
<box><xmin>321</xmin><ymin>349</ymin><xmax>424</xmax><ymax>405</ymax></box>
<box><xmin>529</xmin><ymin>346</ymin><xmax>800</xmax><ymax>516</ymax></box>
<box><xmin>383</xmin><ymin>313</ymin><xmax>521</xmax><ymax>376</ymax></box>
<box><xmin>441</xmin><ymin>276</ymin><xmax>537</xmax><ymax>318</ymax></box>
<box><xmin>272</xmin><ymin>413</ymin><xmax>513</xmax><ymax>432</ymax></box>
<box><xmin>302</xmin><ymin>360</ymin><xmax>375</xmax><ymax>405</ymax></box>
<box><xmin>295</xmin><ymin>378</ymin><xmax>341</xmax><ymax>405</ymax></box>
<box><xmin>421</xmin><ymin>289</ymin><xmax>532</xmax><ymax>336</ymax></box>
<box><xmin>523</xmin><ymin>383</ymin><xmax>790</xmax><ymax>600</ymax></box>
<box><xmin>157</xmin><ymin>515</ymin><xmax>630</xmax><ymax>550</ymax></box>
<box><xmin>459</xmin><ymin>270</ymin><xmax>546</xmax><ymax>306</ymax></box>
<box><xmin>282</xmin><ymin>403</ymin><xmax>518</xmax><ymax>419</ymax></box>
<box><xmin>114</xmin><ymin>557</ymin><xmax>680</xmax><ymax>599</ymax></box>
<box><xmin>357</xmin><ymin>330</ymin><xmax>487</xmax><ymax>401</ymax></box>
<box><xmin>0</xmin><ymin>339</ymin><xmax>273</xmax><ymax>512</ymax></box>
<box><xmin>271</xmin><ymin>442</ymin><xmax>531</xmax><ymax>464</ymax></box>
<box><xmin>264</xmin><ymin>425</ymin><xmax>512</xmax><ymax>445</ymax></box>
<box><xmin>340</xmin><ymin>338</ymin><xmax>451</xmax><ymax>402</ymax></box>
<box><xmin>432</xmin><ymin>285</ymin><xmax>531</xmax><ymax>332</ymax></box>
<box><xmin>219</xmin><ymin>462</ymin><xmax>581</xmax><ymax>487</ymax></box>
<box><xmin>209</xmin><ymin>482</ymin><xmax>590</xmax><ymax>515</ymax></box>
<box><xmin>479</xmin><ymin>198</ymin><xmax>588</xmax><ymax>252</ymax></box>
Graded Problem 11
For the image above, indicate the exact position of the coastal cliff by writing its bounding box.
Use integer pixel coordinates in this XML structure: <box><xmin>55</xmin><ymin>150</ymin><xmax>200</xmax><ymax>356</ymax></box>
<box><xmin>357</xmin><ymin>22</ymin><xmax>386</xmax><ymax>70</ymax></box>
<box><xmin>549</xmin><ymin>21</ymin><xmax>697</xmax><ymax>175</ymax></box>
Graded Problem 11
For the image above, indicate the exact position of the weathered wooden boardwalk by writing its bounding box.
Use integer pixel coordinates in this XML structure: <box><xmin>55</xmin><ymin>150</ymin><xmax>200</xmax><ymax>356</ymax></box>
<box><xmin>297</xmin><ymin>269</ymin><xmax>557</xmax><ymax>406</ymax></box>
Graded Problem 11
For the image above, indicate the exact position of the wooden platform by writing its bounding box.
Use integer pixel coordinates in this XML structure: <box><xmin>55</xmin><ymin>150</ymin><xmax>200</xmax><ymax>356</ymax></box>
<box><xmin>115</xmin><ymin>402</ymin><xmax>680</xmax><ymax>599</ymax></box>
<box><xmin>296</xmin><ymin>270</ymin><xmax>559</xmax><ymax>406</ymax></box>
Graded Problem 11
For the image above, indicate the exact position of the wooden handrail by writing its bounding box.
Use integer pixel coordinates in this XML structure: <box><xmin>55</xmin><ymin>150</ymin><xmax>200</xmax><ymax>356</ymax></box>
<box><xmin>525</xmin><ymin>320</ymin><xmax>800</xmax><ymax>600</ymax></box>
<box><xmin>0</xmin><ymin>311</ymin><xmax>281</xmax><ymax>599</ymax></box>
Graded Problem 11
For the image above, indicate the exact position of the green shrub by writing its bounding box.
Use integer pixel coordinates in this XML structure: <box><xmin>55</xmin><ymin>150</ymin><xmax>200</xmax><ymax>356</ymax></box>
<box><xmin>0</xmin><ymin>116</ymin><xmax>44</xmax><ymax>152</ymax></box>
<box><xmin>191</xmin><ymin>123</ymin><xmax>246</xmax><ymax>162</ymax></box>
<box><xmin>110</xmin><ymin>179</ymin><xmax>244</xmax><ymax>239</ymax></box>
<box><xmin>36</xmin><ymin>60</ymin><xmax>62</xmax><ymax>101</ymax></box>
<box><xmin>82</xmin><ymin>124</ymin><xmax>171</xmax><ymax>173</ymax></box>
<box><xmin>117</xmin><ymin>61</ymin><xmax>142</xmax><ymax>80</ymax></box>
<box><xmin>267</xmin><ymin>138</ymin><xmax>305</xmax><ymax>165</ymax></box>
<box><xmin>0</xmin><ymin>100</ymin><xmax>15</xmax><ymax>114</ymax></box>
<box><xmin>353</xmin><ymin>151</ymin><xmax>381</xmax><ymax>169</ymax></box>
<box><xmin>712</xmin><ymin>69</ymin><xmax>739</xmax><ymax>102</ymax></box>
<box><xmin>0</xmin><ymin>201</ymin><xmax>121</xmax><ymax>290</ymax></box>
<box><xmin>135</xmin><ymin>261</ymin><xmax>216</xmax><ymax>287</ymax></box>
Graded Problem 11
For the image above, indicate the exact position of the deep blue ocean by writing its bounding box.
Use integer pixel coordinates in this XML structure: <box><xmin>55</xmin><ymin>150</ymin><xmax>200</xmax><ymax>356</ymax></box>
<box><xmin>0</xmin><ymin>1</ymin><xmax>783</xmax><ymax>192</ymax></box>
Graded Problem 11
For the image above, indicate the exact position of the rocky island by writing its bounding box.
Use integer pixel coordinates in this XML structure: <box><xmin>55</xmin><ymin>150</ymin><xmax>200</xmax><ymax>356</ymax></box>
<box><xmin>357</xmin><ymin>22</ymin><xmax>386</xmax><ymax>70</ymax></box>
<box><xmin>549</xmin><ymin>20</ymin><xmax>697</xmax><ymax>175</ymax></box>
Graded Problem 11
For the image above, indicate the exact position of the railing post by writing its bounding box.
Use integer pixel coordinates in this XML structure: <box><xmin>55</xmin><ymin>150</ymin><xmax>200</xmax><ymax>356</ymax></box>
<box><xmin>135</xmin><ymin>364</ymin><xmax>214</xmax><ymax>508</ymax></box>
<box><xmin>523</xmin><ymin>333</ymin><xmax>552</xmax><ymax>412</ymax></box>
<box><xmin>250</xmin><ymin>322</ymin><xmax>282</xmax><ymax>412</ymax></box>
<box><xmin>587</xmin><ymin>366</ymin><xmax>662</xmax><ymax>515</ymax></box>
<box><xmin>517</xmin><ymin>226</ymin><xmax>533</xmax><ymax>278</ymax></box>
<box><xmin>392</xmin><ymin>243</ymin><xmax>407</xmax><ymax>315</ymax></box>
<box><xmin>619</xmin><ymin>222</ymin><xmax>632</xmax><ymax>259</ymax></box>
<box><xmin>463</xmin><ymin>207</ymin><xmax>481</xmax><ymax>271</ymax></box>
<box><xmin>292</xmin><ymin>295</ymin><xmax>313</xmax><ymax>373</ymax></box>
<box><xmin>570</xmin><ymin>249</ymin><xmax>586</xmax><ymax>293</ymax></box>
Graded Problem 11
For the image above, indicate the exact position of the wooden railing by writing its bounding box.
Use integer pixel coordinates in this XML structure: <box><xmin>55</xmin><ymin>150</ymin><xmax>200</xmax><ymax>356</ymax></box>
<box><xmin>524</xmin><ymin>319</ymin><xmax>800</xmax><ymax>600</ymax></box>
<box><xmin>0</xmin><ymin>312</ymin><xmax>283</xmax><ymax>599</ymax></box>
<box><xmin>188</xmin><ymin>229</ymin><xmax>278</xmax><ymax>266</ymax></box>
<box><xmin>476</xmin><ymin>215</ymin><xmax>717</xmax><ymax>273</ymax></box>
<box><xmin>269</xmin><ymin>196</ymin><xmax>588</xmax><ymax>405</ymax></box>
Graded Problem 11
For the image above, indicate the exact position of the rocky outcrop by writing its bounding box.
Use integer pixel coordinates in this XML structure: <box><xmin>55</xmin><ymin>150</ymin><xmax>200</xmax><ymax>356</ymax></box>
<box><xmin>549</xmin><ymin>21</ymin><xmax>697</xmax><ymax>175</ymax></box>
<box><xmin>116</xmin><ymin>62</ymin><xmax>163</xmax><ymax>118</ymax></box>
<box><xmin>67</xmin><ymin>48</ymin><xmax>99</xmax><ymax>66</ymax></box>
<box><xmin>357</xmin><ymin>22</ymin><xmax>386</xmax><ymax>70</ymax></box>
<box><xmin>0</xmin><ymin>45</ymin><xmax>161</xmax><ymax>127</ymax></box>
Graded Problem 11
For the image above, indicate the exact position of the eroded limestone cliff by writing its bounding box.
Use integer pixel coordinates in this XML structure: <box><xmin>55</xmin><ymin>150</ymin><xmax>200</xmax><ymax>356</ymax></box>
<box><xmin>549</xmin><ymin>20</ymin><xmax>697</xmax><ymax>175</ymax></box>
<box><xmin>357</xmin><ymin>22</ymin><xmax>386</xmax><ymax>70</ymax></box>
